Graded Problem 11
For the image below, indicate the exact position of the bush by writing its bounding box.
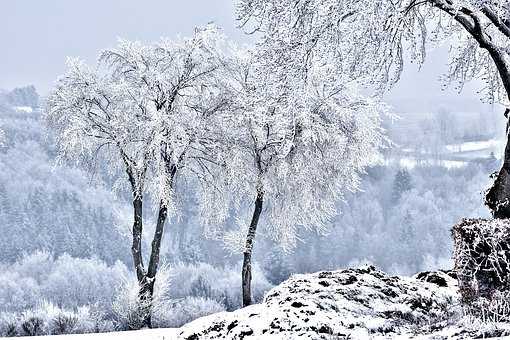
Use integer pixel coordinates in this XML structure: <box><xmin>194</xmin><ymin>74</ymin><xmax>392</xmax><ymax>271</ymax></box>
<box><xmin>452</xmin><ymin>218</ymin><xmax>510</xmax><ymax>302</ymax></box>
<box><xmin>0</xmin><ymin>252</ymin><xmax>128</xmax><ymax>314</ymax></box>
<box><xmin>0</xmin><ymin>254</ymin><xmax>273</xmax><ymax>336</ymax></box>
<box><xmin>52</xmin><ymin>313</ymin><xmax>78</xmax><ymax>334</ymax></box>
<box><xmin>0</xmin><ymin>313</ymin><xmax>18</xmax><ymax>337</ymax></box>
<box><xmin>153</xmin><ymin>296</ymin><xmax>225</xmax><ymax>328</ymax></box>
<box><xmin>112</xmin><ymin>264</ymin><xmax>172</xmax><ymax>330</ymax></box>
<box><xmin>0</xmin><ymin>301</ymin><xmax>113</xmax><ymax>337</ymax></box>
<box><xmin>453</xmin><ymin>218</ymin><xmax>510</xmax><ymax>322</ymax></box>
<box><xmin>21</xmin><ymin>316</ymin><xmax>44</xmax><ymax>336</ymax></box>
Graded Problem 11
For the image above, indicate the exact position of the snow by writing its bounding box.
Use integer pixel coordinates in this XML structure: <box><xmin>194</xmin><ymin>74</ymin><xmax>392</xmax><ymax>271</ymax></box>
<box><xmin>178</xmin><ymin>265</ymin><xmax>460</xmax><ymax>339</ymax></box>
<box><xmin>13</xmin><ymin>106</ymin><xmax>33</xmax><ymax>113</ymax></box>
<box><xmin>0</xmin><ymin>328</ymin><xmax>178</xmax><ymax>340</ymax></box>
<box><xmin>445</xmin><ymin>139</ymin><xmax>500</xmax><ymax>153</ymax></box>
<box><xmin>5</xmin><ymin>266</ymin><xmax>510</xmax><ymax>339</ymax></box>
<box><xmin>386</xmin><ymin>138</ymin><xmax>505</xmax><ymax>169</ymax></box>
<box><xmin>396</xmin><ymin>157</ymin><xmax>466</xmax><ymax>169</ymax></box>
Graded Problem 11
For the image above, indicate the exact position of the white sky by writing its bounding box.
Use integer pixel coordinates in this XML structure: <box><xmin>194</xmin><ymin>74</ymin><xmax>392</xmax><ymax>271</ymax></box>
<box><xmin>0</xmin><ymin>0</ymin><xmax>497</xmax><ymax>115</ymax></box>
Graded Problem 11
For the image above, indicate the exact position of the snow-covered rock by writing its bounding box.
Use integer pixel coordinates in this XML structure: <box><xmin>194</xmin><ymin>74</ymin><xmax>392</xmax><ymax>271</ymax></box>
<box><xmin>178</xmin><ymin>265</ymin><xmax>459</xmax><ymax>339</ymax></box>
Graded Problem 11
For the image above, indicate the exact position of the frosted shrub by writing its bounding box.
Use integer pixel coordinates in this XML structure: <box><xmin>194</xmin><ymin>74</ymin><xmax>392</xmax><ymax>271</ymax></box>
<box><xmin>453</xmin><ymin>219</ymin><xmax>510</xmax><ymax>323</ymax></box>
<box><xmin>112</xmin><ymin>264</ymin><xmax>172</xmax><ymax>330</ymax></box>
<box><xmin>0</xmin><ymin>292</ymin><xmax>114</xmax><ymax>336</ymax></box>
<box><xmin>21</xmin><ymin>315</ymin><xmax>45</xmax><ymax>336</ymax></box>
<box><xmin>42</xmin><ymin>255</ymin><xmax>128</xmax><ymax>310</ymax></box>
<box><xmin>15</xmin><ymin>250</ymin><xmax>54</xmax><ymax>283</ymax></box>
<box><xmin>0</xmin><ymin>252</ymin><xmax>129</xmax><ymax>314</ymax></box>
<box><xmin>52</xmin><ymin>313</ymin><xmax>78</xmax><ymax>335</ymax></box>
<box><xmin>18</xmin><ymin>301</ymin><xmax>59</xmax><ymax>336</ymax></box>
<box><xmin>453</xmin><ymin>219</ymin><xmax>510</xmax><ymax>302</ymax></box>
<box><xmin>112</xmin><ymin>275</ymin><xmax>148</xmax><ymax>330</ymax></box>
<box><xmin>153</xmin><ymin>297</ymin><xmax>225</xmax><ymax>328</ymax></box>
<box><xmin>0</xmin><ymin>313</ymin><xmax>18</xmax><ymax>337</ymax></box>
<box><xmin>464</xmin><ymin>292</ymin><xmax>510</xmax><ymax>323</ymax></box>
<box><xmin>0</xmin><ymin>271</ymin><xmax>40</xmax><ymax>312</ymax></box>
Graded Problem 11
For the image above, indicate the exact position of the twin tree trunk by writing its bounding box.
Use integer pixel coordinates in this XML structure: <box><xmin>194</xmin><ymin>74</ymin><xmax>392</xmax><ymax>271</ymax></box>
<box><xmin>128</xmin><ymin>165</ymin><xmax>175</xmax><ymax>329</ymax></box>
<box><xmin>131</xmin><ymin>196</ymin><xmax>169</xmax><ymax>328</ymax></box>
<box><xmin>242</xmin><ymin>189</ymin><xmax>264</xmax><ymax>307</ymax></box>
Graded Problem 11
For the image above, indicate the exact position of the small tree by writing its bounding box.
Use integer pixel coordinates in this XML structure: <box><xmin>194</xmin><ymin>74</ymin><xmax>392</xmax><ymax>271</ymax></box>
<box><xmin>204</xmin><ymin>48</ymin><xmax>386</xmax><ymax>306</ymax></box>
<box><xmin>46</xmin><ymin>26</ymin><xmax>228</xmax><ymax>327</ymax></box>
<box><xmin>392</xmin><ymin>168</ymin><xmax>413</xmax><ymax>203</ymax></box>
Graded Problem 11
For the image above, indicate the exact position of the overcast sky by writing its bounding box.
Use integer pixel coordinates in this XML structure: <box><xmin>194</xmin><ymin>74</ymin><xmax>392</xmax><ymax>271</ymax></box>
<box><xmin>0</xmin><ymin>0</ymin><xmax>496</xmax><ymax>114</ymax></box>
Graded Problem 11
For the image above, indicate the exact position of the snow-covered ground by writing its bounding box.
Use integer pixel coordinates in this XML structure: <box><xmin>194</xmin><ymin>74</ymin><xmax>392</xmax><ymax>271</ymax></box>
<box><xmin>5</xmin><ymin>266</ymin><xmax>510</xmax><ymax>339</ymax></box>
<box><xmin>389</xmin><ymin>138</ymin><xmax>505</xmax><ymax>169</ymax></box>
<box><xmin>13</xmin><ymin>106</ymin><xmax>33</xmax><ymax>113</ymax></box>
<box><xmin>445</xmin><ymin>139</ymin><xmax>501</xmax><ymax>153</ymax></box>
<box><xmin>397</xmin><ymin>157</ymin><xmax>467</xmax><ymax>169</ymax></box>
<box><xmin>178</xmin><ymin>266</ymin><xmax>462</xmax><ymax>339</ymax></box>
<box><xmin>0</xmin><ymin>328</ymin><xmax>178</xmax><ymax>340</ymax></box>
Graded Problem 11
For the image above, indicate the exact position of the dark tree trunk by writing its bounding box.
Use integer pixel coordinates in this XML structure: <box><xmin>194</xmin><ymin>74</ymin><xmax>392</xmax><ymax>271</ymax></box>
<box><xmin>137</xmin><ymin>276</ymin><xmax>154</xmax><ymax>329</ymax></box>
<box><xmin>242</xmin><ymin>189</ymin><xmax>264</xmax><ymax>307</ymax></box>
<box><xmin>131</xmin><ymin>195</ymin><xmax>145</xmax><ymax>285</ymax></box>
<box><xmin>138</xmin><ymin>166</ymin><xmax>175</xmax><ymax>328</ymax></box>
<box><xmin>123</xmin><ymin>155</ymin><xmax>174</xmax><ymax>328</ymax></box>
<box><xmin>129</xmin><ymin>194</ymin><xmax>153</xmax><ymax>329</ymax></box>
<box><xmin>131</xmin><ymin>199</ymin><xmax>170</xmax><ymax>329</ymax></box>
<box><xmin>486</xmin><ymin>130</ymin><xmax>510</xmax><ymax>218</ymax></box>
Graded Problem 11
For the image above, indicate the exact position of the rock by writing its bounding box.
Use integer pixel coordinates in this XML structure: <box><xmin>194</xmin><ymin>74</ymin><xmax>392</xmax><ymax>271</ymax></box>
<box><xmin>414</xmin><ymin>270</ymin><xmax>457</xmax><ymax>288</ymax></box>
<box><xmin>178</xmin><ymin>265</ymin><xmax>460</xmax><ymax>339</ymax></box>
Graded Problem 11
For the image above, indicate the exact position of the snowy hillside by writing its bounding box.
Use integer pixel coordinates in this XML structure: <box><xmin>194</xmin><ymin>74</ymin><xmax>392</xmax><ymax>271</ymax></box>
<box><xmin>8</xmin><ymin>265</ymin><xmax>510</xmax><ymax>339</ymax></box>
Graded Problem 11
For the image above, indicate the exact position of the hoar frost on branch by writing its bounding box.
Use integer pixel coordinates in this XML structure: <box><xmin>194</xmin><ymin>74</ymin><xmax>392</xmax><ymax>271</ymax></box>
<box><xmin>46</xmin><ymin>19</ymin><xmax>387</xmax><ymax>312</ymax></box>
<box><xmin>237</xmin><ymin>0</ymin><xmax>510</xmax><ymax>103</ymax></box>
<box><xmin>236</xmin><ymin>0</ymin><xmax>510</xmax><ymax>218</ymax></box>
<box><xmin>45</xmin><ymin>25</ymin><xmax>231</xmax><ymax>328</ymax></box>
<box><xmin>199</xmin><ymin>40</ymin><xmax>387</xmax><ymax>305</ymax></box>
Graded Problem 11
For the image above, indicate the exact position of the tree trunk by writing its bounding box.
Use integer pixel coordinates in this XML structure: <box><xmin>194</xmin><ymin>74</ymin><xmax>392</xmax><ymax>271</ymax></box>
<box><xmin>129</xmin><ymin>194</ymin><xmax>153</xmax><ymax>329</ymax></box>
<box><xmin>137</xmin><ymin>276</ymin><xmax>154</xmax><ymax>329</ymax></box>
<box><xmin>242</xmin><ymin>189</ymin><xmax>264</xmax><ymax>307</ymax></box>
<box><xmin>131</xmin><ymin>199</ymin><xmax>169</xmax><ymax>329</ymax></box>
<box><xmin>486</xmin><ymin>129</ymin><xmax>510</xmax><ymax>218</ymax></box>
<box><xmin>139</xmin><ymin>165</ymin><xmax>175</xmax><ymax>328</ymax></box>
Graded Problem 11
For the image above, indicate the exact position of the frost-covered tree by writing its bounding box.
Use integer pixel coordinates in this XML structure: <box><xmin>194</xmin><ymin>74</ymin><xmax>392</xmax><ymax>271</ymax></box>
<box><xmin>204</xmin><ymin>47</ymin><xmax>386</xmax><ymax>306</ymax></box>
<box><xmin>5</xmin><ymin>85</ymin><xmax>39</xmax><ymax>108</ymax></box>
<box><xmin>392</xmin><ymin>168</ymin><xmax>413</xmax><ymax>203</ymax></box>
<box><xmin>236</xmin><ymin>0</ymin><xmax>510</xmax><ymax>218</ymax></box>
<box><xmin>45</xmin><ymin>26</ymin><xmax>229</xmax><ymax>327</ymax></box>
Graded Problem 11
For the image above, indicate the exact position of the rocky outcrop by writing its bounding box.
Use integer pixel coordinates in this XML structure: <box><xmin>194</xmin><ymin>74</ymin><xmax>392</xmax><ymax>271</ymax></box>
<box><xmin>178</xmin><ymin>266</ymin><xmax>459</xmax><ymax>339</ymax></box>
